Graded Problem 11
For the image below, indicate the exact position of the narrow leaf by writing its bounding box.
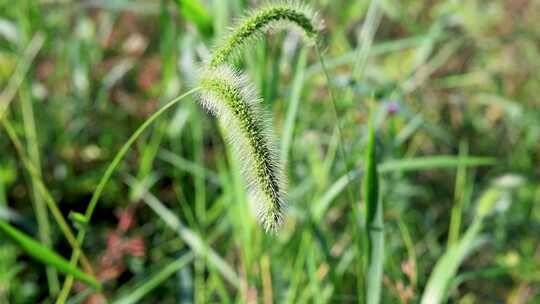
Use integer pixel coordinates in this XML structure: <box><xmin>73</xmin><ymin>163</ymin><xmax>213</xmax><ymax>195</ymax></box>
<box><xmin>0</xmin><ymin>221</ymin><xmax>100</xmax><ymax>289</ymax></box>
<box><xmin>364</xmin><ymin>109</ymin><xmax>383</xmax><ymax>304</ymax></box>
<box><xmin>421</xmin><ymin>221</ymin><xmax>484</xmax><ymax>304</ymax></box>
<box><xmin>112</xmin><ymin>253</ymin><xmax>194</xmax><ymax>304</ymax></box>
<box><xmin>421</xmin><ymin>187</ymin><xmax>505</xmax><ymax>304</ymax></box>
<box><xmin>379</xmin><ymin>156</ymin><xmax>495</xmax><ymax>173</ymax></box>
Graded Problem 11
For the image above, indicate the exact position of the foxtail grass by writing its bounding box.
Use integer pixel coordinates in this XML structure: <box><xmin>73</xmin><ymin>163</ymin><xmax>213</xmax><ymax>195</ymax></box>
<box><xmin>199</xmin><ymin>1</ymin><xmax>321</xmax><ymax>231</ymax></box>
<box><xmin>59</xmin><ymin>2</ymin><xmax>322</xmax><ymax>300</ymax></box>
<box><xmin>198</xmin><ymin>66</ymin><xmax>286</xmax><ymax>231</ymax></box>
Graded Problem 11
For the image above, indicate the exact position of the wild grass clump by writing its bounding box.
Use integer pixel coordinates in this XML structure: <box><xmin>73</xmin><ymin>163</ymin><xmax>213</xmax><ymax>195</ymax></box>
<box><xmin>197</xmin><ymin>1</ymin><xmax>320</xmax><ymax>231</ymax></box>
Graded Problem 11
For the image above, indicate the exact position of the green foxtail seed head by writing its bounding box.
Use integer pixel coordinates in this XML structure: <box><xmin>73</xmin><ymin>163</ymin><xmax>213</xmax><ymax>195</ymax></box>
<box><xmin>197</xmin><ymin>1</ymin><xmax>320</xmax><ymax>231</ymax></box>
<box><xmin>209</xmin><ymin>1</ymin><xmax>321</xmax><ymax>68</ymax></box>
<box><xmin>198</xmin><ymin>65</ymin><xmax>286</xmax><ymax>232</ymax></box>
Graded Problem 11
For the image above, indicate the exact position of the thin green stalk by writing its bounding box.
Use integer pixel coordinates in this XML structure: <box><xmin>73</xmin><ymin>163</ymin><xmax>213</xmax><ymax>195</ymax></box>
<box><xmin>396</xmin><ymin>216</ymin><xmax>417</xmax><ymax>288</ymax></box>
<box><xmin>0</xmin><ymin>33</ymin><xmax>45</xmax><ymax>120</ymax></box>
<box><xmin>124</xmin><ymin>176</ymin><xmax>240</xmax><ymax>287</ymax></box>
<box><xmin>421</xmin><ymin>187</ymin><xmax>505</xmax><ymax>304</ymax></box>
<box><xmin>364</xmin><ymin>104</ymin><xmax>383</xmax><ymax>304</ymax></box>
<box><xmin>312</xmin><ymin>155</ymin><xmax>495</xmax><ymax>222</ymax></box>
<box><xmin>19</xmin><ymin>82</ymin><xmax>59</xmax><ymax>294</ymax></box>
<box><xmin>56</xmin><ymin>87</ymin><xmax>201</xmax><ymax>303</ymax></box>
<box><xmin>191</xmin><ymin>101</ymin><xmax>207</xmax><ymax>304</ymax></box>
<box><xmin>0</xmin><ymin>163</ymin><xmax>15</xmax><ymax>303</ymax></box>
<box><xmin>447</xmin><ymin>140</ymin><xmax>469</xmax><ymax>247</ymax></box>
<box><xmin>111</xmin><ymin>253</ymin><xmax>195</xmax><ymax>304</ymax></box>
<box><xmin>315</xmin><ymin>43</ymin><xmax>364</xmax><ymax>302</ymax></box>
<box><xmin>136</xmin><ymin>0</ymin><xmax>179</xmax><ymax>180</ymax></box>
<box><xmin>350</xmin><ymin>0</ymin><xmax>382</xmax><ymax>83</ymax></box>
<box><xmin>314</xmin><ymin>44</ymin><xmax>356</xmax><ymax>209</ymax></box>
<box><xmin>0</xmin><ymin>118</ymin><xmax>93</xmax><ymax>275</ymax></box>
<box><xmin>0</xmin><ymin>221</ymin><xmax>99</xmax><ymax>290</ymax></box>
<box><xmin>281</xmin><ymin>47</ymin><xmax>307</xmax><ymax>165</ymax></box>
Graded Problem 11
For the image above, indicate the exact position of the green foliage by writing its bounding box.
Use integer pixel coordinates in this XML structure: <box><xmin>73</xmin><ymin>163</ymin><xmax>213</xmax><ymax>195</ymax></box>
<box><xmin>364</xmin><ymin>107</ymin><xmax>383</xmax><ymax>304</ymax></box>
<box><xmin>1</xmin><ymin>0</ymin><xmax>539</xmax><ymax>303</ymax></box>
<box><xmin>0</xmin><ymin>221</ymin><xmax>99</xmax><ymax>290</ymax></box>
<box><xmin>174</xmin><ymin>0</ymin><xmax>213</xmax><ymax>37</ymax></box>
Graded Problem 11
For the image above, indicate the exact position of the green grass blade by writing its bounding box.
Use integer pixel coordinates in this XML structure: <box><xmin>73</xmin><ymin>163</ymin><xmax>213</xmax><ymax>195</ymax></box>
<box><xmin>447</xmin><ymin>141</ymin><xmax>470</xmax><ymax>247</ymax></box>
<box><xmin>57</xmin><ymin>87</ymin><xmax>200</xmax><ymax>303</ymax></box>
<box><xmin>312</xmin><ymin>169</ymin><xmax>364</xmax><ymax>222</ymax></box>
<box><xmin>281</xmin><ymin>47</ymin><xmax>307</xmax><ymax>164</ymax></box>
<box><xmin>19</xmin><ymin>80</ymin><xmax>59</xmax><ymax>295</ymax></box>
<box><xmin>350</xmin><ymin>0</ymin><xmax>382</xmax><ymax>82</ymax></box>
<box><xmin>364</xmin><ymin>108</ymin><xmax>383</xmax><ymax>304</ymax></box>
<box><xmin>1</xmin><ymin>118</ymin><xmax>93</xmax><ymax>274</ymax></box>
<box><xmin>421</xmin><ymin>220</ymin><xmax>484</xmax><ymax>304</ymax></box>
<box><xmin>421</xmin><ymin>188</ymin><xmax>503</xmax><ymax>304</ymax></box>
<box><xmin>0</xmin><ymin>32</ymin><xmax>44</xmax><ymax>120</ymax></box>
<box><xmin>312</xmin><ymin>155</ymin><xmax>494</xmax><ymax>223</ymax></box>
<box><xmin>174</xmin><ymin>0</ymin><xmax>213</xmax><ymax>37</ymax></box>
<box><xmin>112</xmin><ymin>253</ymin><xmax>194</xmax><ymax>304</ymax></box>
<box><xmin>0</xmin><ymin>221</ymin><xmax>100</xmax><ymax>289</ymax></box>
<box><xmin>125</xmin><ymin>176</ymin><xmax>240</xmax><ymax>287</ymax></box>
<box><xmin>379</xmin><ymin>156</ymin><xmax>495</xmax><ymax>173</ymax></box>
<box><xmin>158</xmin><ymin>149</ymin><xmax>221</xmax><ymax>185</ymax></box>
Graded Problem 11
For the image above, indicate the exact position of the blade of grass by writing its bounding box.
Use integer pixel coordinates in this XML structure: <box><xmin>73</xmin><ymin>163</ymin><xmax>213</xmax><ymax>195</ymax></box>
<box><xmin>364</xmin><ymin>105</ymin><xmax>383</xmax><ymax>304</ymax></box>
<box><xmin>304</xmin><ymin>35</ymin><xmax>445</xmax><ymax>78</ymax></box>
<box><xmin>0</xmin><ymin>221</ymin><xmax>99</xmax><ymax>289</ymax></box>
<box><xmin>158</xmin><ymin>149</ymin><xmax>221</xmax><ymax>185</ymax></box>
<box><xmin>447</xmin><ymin>140</ymin><xmax>469</xmax><ymax>247</ymax></box>
<box><xmin>315</xmin><ymin>41</ymin><xmax>364</xmax><ymax>301</ymax></box>
<box><xmin>379</xmin><ymin>156</ymin><xmax>495</xmax><ymax>173</ymax></box>
<box><xmin>57</xmin><ymin>87</ymin><xmax>201</xmax><ymax>303</ymax></box>
<box><xmin>0</xmin><ymin>32</ymin><xmax>45</xmax><ymax>120</ymax></box>
<box><xmin>312</xmin><ymin>169</ymin><xmax>364</xmax><ymax>222</ymax></box>
<box><xmin>19</xmin><ymin>81</ymin><xmax>59</xmax><ymax>294</ymax></box>
<box><xmin>190</xmin><ymin>100</ymin><xmax>207</xmax><ymax>303</ymax></box>
<box><xmin>0</xmin><ymin>118</ymin><xmax>93</xmax><ymax>274</ymax></box>
<box><xmin>0</xmin><ymin>162</ymin><xmax>17</xmax><ymax>303</ymax></box>
<box><xmin>281</xmin><ymin>47</ymin><xmax>307</xmax><ymax>165</ymax></box>
<box><xmin>112</xmin><ymin>253</ymin><xmax>194</xmax><ymax>304</ymax></box>
<box><xmin>313</xmin><ymin>155</ymin><xmax>494</xmax><ymax>226</ymax></box>
<box><xmin>0</xmin><ymin>30</ymin><xmax>93</xmax><ymax>276</ymax></box>
<box><xmin>421</xmin><ymin>220</ymin><xmax>484</xmax><ymax>304</ymax></box>
<box><xmin>421</xmin><ymin>187</ymin><xmax>505</xmax><ymax>304</ymax></box>
<box><xmin>402</xmin><ymin>38</ymin><xmax>463</xmax><ymax>94</ymax></box>
<box><xmin>136</xmin><ymin>0</ymin><xmax>179</xmax><ymax>180</ymax></box>
<box><xmin>350</xmin><ymin>0</ymin><xmax>382</xmax><ymax>83</ymax></box>
<box><xmin>396</xmin><ymin>215</ymin><xmax>417</xmax><ymax>288</ymax></box>
<box><xmin>124</xmin><ymin>175</ymin><xmax>240</xmax><ymax>287</ymax></box>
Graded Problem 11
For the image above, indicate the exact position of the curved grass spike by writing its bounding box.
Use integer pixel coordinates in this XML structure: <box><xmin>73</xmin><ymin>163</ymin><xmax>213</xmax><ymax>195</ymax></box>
<box><xmin>200</xmin><ymin>2</ymin><xmax>320</xmax><ymax>231</ymax></box>
<box><xmin>209</xmin><ymin>1</ymin><xmax>320</xmax><ymax>68</ymax></box>
<box><xmin>199</xmin><ymin>66</ymin><xmax>285</xmax><ymax>231</ymax></box>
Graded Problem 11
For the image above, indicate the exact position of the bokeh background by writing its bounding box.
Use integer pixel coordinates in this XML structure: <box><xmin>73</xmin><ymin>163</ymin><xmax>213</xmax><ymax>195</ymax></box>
<box><xmin>1</xmin><ymin>0</ymin><xmax>539</xmax><ymax>303</ymax></box>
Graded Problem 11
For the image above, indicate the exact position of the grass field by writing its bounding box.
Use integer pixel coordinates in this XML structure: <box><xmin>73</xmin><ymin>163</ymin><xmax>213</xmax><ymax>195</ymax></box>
<box><xmin>1</xmin><ymin>0</ymin><xmax>539</xmax><ymax>303</ymax></box>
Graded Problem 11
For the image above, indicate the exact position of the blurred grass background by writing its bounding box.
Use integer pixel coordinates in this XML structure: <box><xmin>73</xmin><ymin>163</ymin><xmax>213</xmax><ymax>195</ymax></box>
<box><xmin>1</xmin><ymin>0</ymin><xmax>539</xmax><ymax>303</ymax></box>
